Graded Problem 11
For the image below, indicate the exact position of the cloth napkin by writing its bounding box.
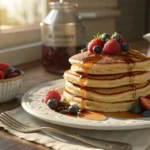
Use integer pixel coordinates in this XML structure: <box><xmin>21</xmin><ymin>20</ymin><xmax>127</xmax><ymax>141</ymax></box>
<box><xmin>0</xmin><ymin>107</ymin><xmax>150</xmax><ymax>150</ymax></box>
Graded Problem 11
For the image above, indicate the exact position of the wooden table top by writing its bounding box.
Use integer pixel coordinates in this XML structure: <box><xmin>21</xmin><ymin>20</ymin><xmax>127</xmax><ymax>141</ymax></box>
<box><xmin>0</xmin><ymin>42</ymin><xmax>149</xmax><ymax>150</ymax></box>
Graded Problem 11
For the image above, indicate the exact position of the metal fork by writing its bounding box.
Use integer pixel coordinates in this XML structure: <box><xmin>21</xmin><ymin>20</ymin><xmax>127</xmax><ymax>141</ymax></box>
<box><xmin>0</xmin><ymin>112</ymin><xmax>132</xmax><ymax>150</ymax></box>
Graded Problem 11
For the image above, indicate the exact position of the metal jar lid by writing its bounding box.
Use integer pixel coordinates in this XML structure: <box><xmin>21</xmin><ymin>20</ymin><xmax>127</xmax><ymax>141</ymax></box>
<box><xmin>49</xmin><ymin>2</ymin><xmax>78</xmax><ymax>10</ymax></box>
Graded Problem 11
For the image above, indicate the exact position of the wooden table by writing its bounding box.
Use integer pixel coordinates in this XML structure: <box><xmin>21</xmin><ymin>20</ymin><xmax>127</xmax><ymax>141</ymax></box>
<box><xmin>0</xmin><ymin>41</ymin><xmax>149</xmax><ymax>150</ymax></box>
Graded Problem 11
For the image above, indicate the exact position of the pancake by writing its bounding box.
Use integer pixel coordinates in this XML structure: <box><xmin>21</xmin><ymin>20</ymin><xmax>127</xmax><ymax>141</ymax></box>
<box><xmin>65</xmin><ymin>80</ymin><xmax>150</xmax><ymax>102</ymax></box>
<box><xmin>63</xmin><ymin>48</ymin><xmax>150</xmax><ymax>112</ymax></box>
<box><xmin>63</xmin><ymin>90</ymin><xmax>136</xmax><ymax>112</ymax></box>
<box><xmin>64</xmin><ymin>70</ymin><xmax>150</xmax><ymax>88</ymax></box>
<box><xmin>69</xmin><ymin>50</ymin><xmax>150</xmax><ymax>74</ymax></box>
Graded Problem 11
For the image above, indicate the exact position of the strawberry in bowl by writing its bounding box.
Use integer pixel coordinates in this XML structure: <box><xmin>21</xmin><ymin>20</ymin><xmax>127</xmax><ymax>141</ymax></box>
<box><xmin>0</xmin><ymin>62</ymin><xmax>24</xmax><ymax>103</ymax></box>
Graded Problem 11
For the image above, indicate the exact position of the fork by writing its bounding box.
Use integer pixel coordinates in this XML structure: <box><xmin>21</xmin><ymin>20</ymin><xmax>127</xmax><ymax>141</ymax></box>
<box><xmin>0</xmin><ymin>112</ymin><xmax>132</xmax><ymax>150</ymax></box>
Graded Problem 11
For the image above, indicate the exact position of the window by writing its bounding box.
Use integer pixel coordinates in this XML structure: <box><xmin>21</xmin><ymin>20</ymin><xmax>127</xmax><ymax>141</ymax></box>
<box><xmin>0</xmin><ymin>0</ymin><xmax>49</xmax><ymax>66</ymax></box>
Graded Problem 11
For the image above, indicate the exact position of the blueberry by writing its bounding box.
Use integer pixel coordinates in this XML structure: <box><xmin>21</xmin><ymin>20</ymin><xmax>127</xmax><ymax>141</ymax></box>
<box><xmin>14</xmin><ymin>69</ymin><xmax>21</xmax><ymax>75</ymax></box>
<box><xmin>11</xmin><ymin>67</ymin><xmax>21</xmax><ymax>75</ymax></box>
<box><xmin>143</xmin><ymin>111</ymin><xmax>150</xmax><ymax>117</ymax></box>
<box><xmin>101</xmin><ymin>33</ymin><xmax>110</xmax><ymax>42</ymax></box>
<box><xmin>47</xmin><ymin>98</ymin><xmax>58</xmax><ymax>110</ymax></box>
<box><xmin>93</xmin><ymin>45</ymin><xmax>102</xmax><ymax>54</ymax></box>
<box><xmin>121</xmin><ymin>42</ymin><xmax>129</xmax><ymax>51</ymax></box>
<box><xmin>112</xmin><ymin>34</ymin><xmax>121</xmax><ymax>42</ymax></box>
<box><xmin>130</xmin><ymin>105</ymin><xmax>142</xmax><ymax>114</ymax></box>
<box><xmin>68</xmin><ymin>105</ymin><xmax>79</xmax><ymax>114</ymax></box>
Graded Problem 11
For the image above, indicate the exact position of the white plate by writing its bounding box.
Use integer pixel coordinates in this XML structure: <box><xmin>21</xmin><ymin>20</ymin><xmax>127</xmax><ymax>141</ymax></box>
<box><xmin>21</xmin><ymin>79</ymin><xmax>150</xmax><ymax>130</ymax></box>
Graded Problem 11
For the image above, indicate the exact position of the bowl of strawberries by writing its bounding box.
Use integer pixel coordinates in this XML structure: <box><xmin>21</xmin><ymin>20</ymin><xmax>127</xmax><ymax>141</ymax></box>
<box><xmin>0</xmin><ymin>62</ymin><xmax>24</xmax><ymax>103</ymax></box>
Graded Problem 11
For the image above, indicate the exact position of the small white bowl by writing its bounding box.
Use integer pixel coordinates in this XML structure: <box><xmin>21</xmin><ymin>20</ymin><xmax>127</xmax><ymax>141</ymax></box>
<box><xmin>0</xmin><ymin>71</ymin><xmax>24</xmax><ymax>103</ymax></box>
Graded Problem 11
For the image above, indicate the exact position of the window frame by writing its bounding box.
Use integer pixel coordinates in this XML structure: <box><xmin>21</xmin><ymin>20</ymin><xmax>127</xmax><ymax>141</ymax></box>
<box><xmin>0</xmin><ymin>0</ymin><xmax>50</xmax><ymax>66</ymax></box>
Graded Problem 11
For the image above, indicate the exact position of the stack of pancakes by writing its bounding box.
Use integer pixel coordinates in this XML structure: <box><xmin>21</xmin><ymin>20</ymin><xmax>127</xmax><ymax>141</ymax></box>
<box><xmin>63</xmin><ymin>49</ymin><xmax>150</xmax><ymax>112</ymax></box>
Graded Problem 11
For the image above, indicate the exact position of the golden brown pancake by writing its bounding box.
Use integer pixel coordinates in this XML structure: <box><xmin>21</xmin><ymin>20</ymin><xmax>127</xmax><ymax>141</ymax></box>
<box><xmin>63</xmin><ymin>49</ymin><xmax>150</xmax><ymax>112</ymax></box>
<box><xmin>69</xmin><ymin>50</ymin><xmax>150</xmax><ymax>74</ymax></box>
<box><xmin>63</xmin><ymin>90</ymin><xmax>137</xmax><ymax>112</ymax></box>
<box><xmin>65</xmin><ymin>80</ymin><xmax>150</xmax><ymax>102</ymax></box>
<box><xmin>64</xmin><ymin>70</ymin><xmax>150</xmax><ymax>88</ymax></box>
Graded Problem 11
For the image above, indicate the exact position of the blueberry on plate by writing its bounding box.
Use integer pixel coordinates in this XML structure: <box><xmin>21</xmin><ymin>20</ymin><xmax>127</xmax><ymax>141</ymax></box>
<box><xmin>143</xmin><ymin>111</ymin><xmax>150</xmax><ymax>117</ymax></box>
<box><xmin>101</xmin><ymin>33</ymin><xmax>110</xmax><ymax>43</ymax></box>
<box><xmin>121</xmin><ymin>42</ymin><xmax>129</xmax><ymax>51</ymax></box>
<box><xmin>47</xmin><ymin>98</ymin><xmax>58</xmax><ymax>110</ymax></box>
<box><xmin>93</xmin><ymin>45</ymin><xmax>102</xmax><ymax>54</ymax></box>
<box><xmin>130</xmin><ymin>105</ymin><xmax>142</xmax><ymax>114</ymax></box>
<box><xmin>68</xmin><ymin>105</ymin><xmax>79</xmax><ymax>114</ymax></box>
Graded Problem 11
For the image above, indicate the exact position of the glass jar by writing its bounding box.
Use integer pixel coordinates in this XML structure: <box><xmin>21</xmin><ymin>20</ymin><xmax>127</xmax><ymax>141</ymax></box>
<box><xmin>41</xmin><ymin>2</ymin><xmax>86</xmax><ymax>74</ymax></box>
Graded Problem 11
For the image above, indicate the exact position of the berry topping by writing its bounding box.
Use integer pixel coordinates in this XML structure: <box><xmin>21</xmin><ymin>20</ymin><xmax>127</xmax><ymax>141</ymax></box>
<box><xmin>112</xmin><ymin>33</ymin><xmax>121</xmax><ymax>43</ymax></box>
<box><xmin>102</xmin><ymin>39</ymin><xmax>120</xmax><ymax>54</ymax></box>
<box><xmin>87</xmin><ymin>33</ymin><xmax>104</xmax><ymax>53</ymax></box>
<box><xmin>140</xmin><ymin>97</ymin><xmax>150</xmax><ymax>110</ymax></box>
<box><xmin>0</xmin><ymin>62</ymin><xmax>10</xmax><ymax>74</ymax></box>
<box><xmin>87</xmin><ymin>32</ymin><xmax>129</xmax><ymax>55</ymax></box>
<box><xmin>121</xmin><ymin>42</ymin><xmax>129</xmax><ymax>51</ymax></box>
<box><xmin>47</xmin><ymin>98</ymin><xmax>58</xmax><ymax>109</ymax></box>
<box><xmin>11</xmin><ymin>67</ymin><xmax>22</xmax><ymax>75</ymax></box>
<box><xmin>0</xmin><ymin>71</ymin><xmax>4</xmax><ymax>79</ymax></box>
<box><xmin>143</xmin><ymin>111</ymin><xmax>150</xmax><ymax>117</ymax></box>
<box><xmin>120</xmin><ymin>35</ymin><xmax>125</xmax><ymax>44</ymax></box>
<box><xmin>43</xmin><ymin>89</ymin><xmax>61</xmax><ymax>103</ymax></box>
<box><xmin>130</xmin><ymin>105</ymin><xmax>142</xmax><ymax>114</ymax></box>
<box><xmin>101</xmin><ymin>33</ymin><xmax>110</xmax><ymax>43</ymax></box>
<box><xmin>111</xmin><ymin>32</ymin><xmax>125</xmax><ymax>44</ymax></box>
<box><xmin>93</xmin><ymin>45</ymin><xmax>102</xmax><ymax>54</ymax></box>
<box><xmin>7</xmin><ymin>72</ymin><xmax>20</xmax><ymax>78</ymax></box>
<box><xmin>68</xmin><ymin>104</ymin><xmax>80</xmax><ymax>114</ymax></box>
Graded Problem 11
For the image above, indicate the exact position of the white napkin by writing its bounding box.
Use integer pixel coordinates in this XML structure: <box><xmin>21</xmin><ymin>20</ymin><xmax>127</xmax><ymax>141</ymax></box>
<box><xmin>0</xmin><ymin>107</ymin><xmax>150</xmax><ymax>150</ymax></box>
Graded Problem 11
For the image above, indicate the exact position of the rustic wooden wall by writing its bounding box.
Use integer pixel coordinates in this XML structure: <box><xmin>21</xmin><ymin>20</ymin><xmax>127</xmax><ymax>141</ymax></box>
<box><xmin>116</xmin><ymin>0</ymin><xmax>147</xmax><ymax>41</ymax></box>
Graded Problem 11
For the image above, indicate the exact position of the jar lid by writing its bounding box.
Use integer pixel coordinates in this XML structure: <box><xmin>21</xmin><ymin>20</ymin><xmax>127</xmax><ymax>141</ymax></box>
<box><xmin>49</xmin><ymin>2</ymin><xmax>78</xmax><ymax>9</ymax></box>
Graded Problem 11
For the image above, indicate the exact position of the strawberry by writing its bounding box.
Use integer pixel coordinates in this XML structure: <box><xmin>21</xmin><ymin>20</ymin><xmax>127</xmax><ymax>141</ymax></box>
<box><xmin>87</xmin><ymin>33</ymin><xmax>104</xmax><ymax>54</ymax></box>
<box><xmin>43</xmin><ymin>89</ymin><xmax>61</xmax><ymax>103</ymax></box>
<box><xmin>111</xmin><ymin>32</ymin><xmax>125</xmax><ymax>44</ymax></box>
<box><xmin>140</xmin><ymin>97</ymin><xmax>150</xmax><ymax>110</ymax></box>
<box><xmin>102</xmin><ymin>39</ymin><xmax>120</xmax><ymax>55</ymax></box>
<box><xmin>146</xmin><ymin>94</ymin><xmax>150</xmax><ymax>99</ymax></box>
<box><xmin>0</xmin><ymin>62</ymin><xmax>10</xmax><ymax>72</ymax></box>
<box><xmin>0</xmin><ymin>71</ymin><xmax>4</xmax><ymax>79</ymax></box>
<box><xmin>120</xmin><ymin>35</ymin><xmax>125</xmax><ymax>44</ymax></box>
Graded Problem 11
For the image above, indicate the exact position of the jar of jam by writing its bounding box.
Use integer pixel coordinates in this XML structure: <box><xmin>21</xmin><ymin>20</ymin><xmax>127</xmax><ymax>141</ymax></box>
<box><xmin>41</xmin><ymin>2</ymin><xmax>86</xmax><ymax>74</ymax></box>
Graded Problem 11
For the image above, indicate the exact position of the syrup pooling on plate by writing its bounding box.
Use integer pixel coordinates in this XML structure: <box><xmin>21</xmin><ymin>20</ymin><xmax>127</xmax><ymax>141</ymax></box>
<box><xmin>66</xmin><ymin>109</ymin><xmax>142</xmax><ymax>120</ymax></box>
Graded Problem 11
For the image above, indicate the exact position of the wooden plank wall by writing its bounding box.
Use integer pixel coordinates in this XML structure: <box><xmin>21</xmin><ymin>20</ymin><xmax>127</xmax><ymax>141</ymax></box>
<box><xmin>116</xmin><ymin>0</ymin><xmax>147</xmax><ymax>41</ymax></box>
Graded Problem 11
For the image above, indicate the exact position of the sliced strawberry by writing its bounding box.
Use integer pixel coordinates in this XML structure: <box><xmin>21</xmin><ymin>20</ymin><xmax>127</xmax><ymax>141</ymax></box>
<box><xmin>43</xmin><ymin>89</ymin><xmax>61</xmax><ymax>103</ymax></box>
<box><xmin>0</xmin><ymin>71</ymin><xmax>4</xmax><ymax>79</ymax></box>
<box><xmin>140</xmin><ymin>97</ymin><xmax>150</xmax><ymax>110</ymax></box>
<box><xmin>102</xmin><ymin>39</ymin><xmax>120</xmax><ymax>55</ymax></box>
<box><xmin>87</xmin><ymin>38</ymin><xmax>104</xmax><ymax>54</ymax></box>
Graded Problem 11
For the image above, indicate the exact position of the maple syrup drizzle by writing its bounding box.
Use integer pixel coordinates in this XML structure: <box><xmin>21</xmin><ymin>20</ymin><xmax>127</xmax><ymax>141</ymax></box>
<box><xmin>123</xmin><ymin>53</ymin><xmax>136</xmax><ymax>99</ymax></box>
<box><xmin>79</xmin><ymin>54</ymin><xmax>103</xmax><ymax>109</ymax></box>
<box><xmin>125</xmin><ymin>50</ymin><xmax>148</xmax><ymax>100</ymax></box>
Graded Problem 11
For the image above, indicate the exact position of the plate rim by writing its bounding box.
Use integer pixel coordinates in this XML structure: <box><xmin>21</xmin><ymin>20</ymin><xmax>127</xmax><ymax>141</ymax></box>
<box><xmin>21</xmin><ymin>79</ymin><xmax>150</xmax><ymax>130</ymax></box>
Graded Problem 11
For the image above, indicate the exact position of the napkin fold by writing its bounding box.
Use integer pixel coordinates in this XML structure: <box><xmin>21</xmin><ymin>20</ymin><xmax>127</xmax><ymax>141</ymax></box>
<box><xmin>0</xmin><ymin>107</ymin><xmax>150</xmax><ymax>150</ymax></box>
